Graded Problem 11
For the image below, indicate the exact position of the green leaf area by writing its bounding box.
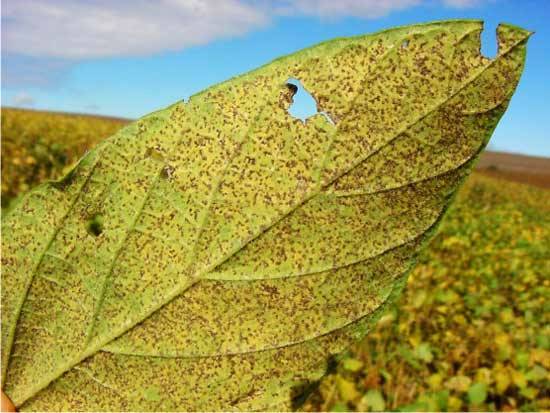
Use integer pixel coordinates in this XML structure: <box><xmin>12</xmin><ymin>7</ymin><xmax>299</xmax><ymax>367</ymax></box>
<box><xmin>1</xmin><ymin>20</ymin><xmax>530</xmax><ymax>411</ymax></box>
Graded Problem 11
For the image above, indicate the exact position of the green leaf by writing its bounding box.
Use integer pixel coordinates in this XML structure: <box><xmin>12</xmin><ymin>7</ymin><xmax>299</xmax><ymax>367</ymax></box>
<box><xmin>516</xmin><ymin>351</ymin><xmax>530</xmax><ymax>369</ymax></box>
<box><xmin>519</xmin><ymin>386</ymin><xmax>539</xmax><ymax>400</ymax></box>
<box><xmin>342</xmin><ymin>357</ymin><xmax>364</xmax><ymax>373</ymax></box>
<box><xmin>1</xmin><ymin>20</ymin><xmax>530</xmax><ymax>411</ymax></box>
<box><xmin>359</xmin><ymin>389</ymin><xmax>386</xmax><ymax>412</ymax></box>
<box><xmin>446</xmin><ymin>375</ymin><xmax>472</xmax><ymax>393</ymax></box>
<box><xmin>525</xmin><ymin>365</ymin><xmax>547</xmax><ymax>382</ymax></box>
<box><xmin>337</xmin><ymin>376</ymin><xmax>361</xmax><ymax>403</ymax></box>
<box><xmin>398</xmin><ymin>345</ymin><xmax>422</xmax><ymax>370</ymax></box>
<box><xmin>417</xmin><ymin>393</ymin><xmax>441</xmax><ymax>411</ymax></box>
<box><xmin>468</xmin><ymin>382</ymin><xmax>488</xmax><ymax>405</ymax></box>
<box><xmin>397</xmin><ymin>400</ymin><xmax>429</xmax><ymax>412</ymax></box>
<box><xmin>434</xmin><ymin>390</ymin><xmax>450</xmax><ymax>411</ymax></box>
<box><xmin>413</xmin><ymin>342</ymin><xmax>434</xmax><ymax>363</ymax></box>
<box><xmin>412</xmin><ymin>289</ymin><xmax>428</xmax><ymax>308</ymax></box>
<box><xmin>331</xmin><ymin>401</ymin><xmax>350</xmax><ymax>412</ymax></box>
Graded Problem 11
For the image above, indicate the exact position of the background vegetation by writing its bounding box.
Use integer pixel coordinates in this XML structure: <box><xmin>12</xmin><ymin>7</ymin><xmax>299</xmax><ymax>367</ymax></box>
<box><xmin>1</xmin><ymin>108</ymin><xmax>127</xmax><ymax>209</ymax></box>
<box><xmin>1</xmin><ymin>108</ymin><xmax>548</xmax><ymax>411</ymax></box>
<box><xmin>305</xmin><ymin>174</ymin><xmax>549</xmax><ymax>412</ymax></box>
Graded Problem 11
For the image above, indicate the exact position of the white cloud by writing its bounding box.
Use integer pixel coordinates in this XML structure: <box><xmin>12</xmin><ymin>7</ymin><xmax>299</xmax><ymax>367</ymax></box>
<box><xmin>441</xmin><ymin>0</ymin><xmax>483</xmax><ymax>7</ymax></box>
<box><xmin>2</xmin><ymin>0</ymin><xmax>268</xmax><ymax>59</ymax></box>
<box><xmin>272</xmin><ymin>0</ymin><xmax>422</xmax><ymax>19</ymax></box>
<box><xmin>11</xmin><ymin>92</ymin><xmax>35</xmax><ymax>107</ymax></box>
<box><xmin>1</xmin><ymin>0</ymin><xmax>490</xmax><ymax>88</ymax></box>
<box><xmin>2</xmin><ymin>0</ymin><xmax>489</xmax><ymax>61</ymax></box>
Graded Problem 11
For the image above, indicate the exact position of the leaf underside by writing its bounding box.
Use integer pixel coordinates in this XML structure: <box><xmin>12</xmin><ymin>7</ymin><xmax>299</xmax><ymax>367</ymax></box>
<box><xmin>1</xmin><ymin>20</ymin><xmax>529</xmax><ymax>411</ymax></box>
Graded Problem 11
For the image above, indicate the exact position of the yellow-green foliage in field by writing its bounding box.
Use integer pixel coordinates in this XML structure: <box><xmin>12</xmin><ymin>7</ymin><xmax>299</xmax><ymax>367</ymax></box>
<box><xmin>1</xmin><ymin>108</ymin><xmax>548</xmax><ymax>411</ymax></box>
<box><xmin>1</xmin><ymin>108</ymin><xmax>128</xmax><ymax>209</ymax></box>
<box><xmin>305</xmin><ymin>175</ymin><xmax>549</xmax><ymax>412</ymax></box>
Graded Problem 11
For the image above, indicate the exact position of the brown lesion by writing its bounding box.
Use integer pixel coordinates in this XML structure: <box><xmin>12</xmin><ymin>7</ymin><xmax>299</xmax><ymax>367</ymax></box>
<box><xmin>279</xmin><ymin>82</ymin><xmax>298</xmax><ymax>109</ymax></box>
<box><xmin>86</xmin><ymin>213</ymin><xmax>104</xmax><ymax>237</ymax></box>
<box><xmin>144</xmin><ymin>146</ymin><xmax>165</xmax><ymax>163</ymax></box>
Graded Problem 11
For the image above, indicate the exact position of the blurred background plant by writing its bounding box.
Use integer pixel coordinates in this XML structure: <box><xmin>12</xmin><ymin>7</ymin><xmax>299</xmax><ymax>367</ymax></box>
<box><xmin>304</xmin><ymin>175</ymin><xmax>549</xmax><ymax>412</ymax></box>
<box><xmin>1</xmin><ymin>108</ymin><xmax>126</xmax><ymax>209</ymax></box>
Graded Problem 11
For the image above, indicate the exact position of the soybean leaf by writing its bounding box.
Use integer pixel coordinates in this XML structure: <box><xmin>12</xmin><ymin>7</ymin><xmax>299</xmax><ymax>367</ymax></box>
<box><xmin>1</xmin><ymin>20</ymin><xmax>530</xmax><ymax>411</ymax></box>
<box><xmin>468</xmin><ymin>382</ymin><xmax>488</xmax><ymax>405</ymax></box>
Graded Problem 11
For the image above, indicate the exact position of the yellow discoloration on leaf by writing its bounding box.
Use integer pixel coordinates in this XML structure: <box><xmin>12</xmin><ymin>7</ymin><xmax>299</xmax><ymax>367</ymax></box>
<box><xmin>1</xmin><ymin>20</ymin><xmax>530</xmax><ymax>411</ymax></box>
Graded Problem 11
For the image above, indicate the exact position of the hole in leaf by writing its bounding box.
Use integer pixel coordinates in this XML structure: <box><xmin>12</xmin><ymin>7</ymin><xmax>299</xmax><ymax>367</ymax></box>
<box><xmin>161</xmin><ymin>164</ymin><xmax>175</xmax><ymax>180</ymax></box>
<box><xmin>401</xmin><ymin>39</ymin><xmax>410</xmax><ymax>48</ymax></box>
<box><xmin>86</xmin><ymin>214</ymin><xmax>104</xmax><ymax>237</ymax></box>
<box><xmin>480</xmin><ymin>20</ymin><xmax>498</xmax><ymax>59</ymax></box>
<box><xmin>286</xmin><ymin>78</ymin><xmax>317</xmax><ymax>121</ymax></box>
<box><xmin>286</xmin><ymin>77</ymin><xmax>335</xmax><ymax>125</ymax></box>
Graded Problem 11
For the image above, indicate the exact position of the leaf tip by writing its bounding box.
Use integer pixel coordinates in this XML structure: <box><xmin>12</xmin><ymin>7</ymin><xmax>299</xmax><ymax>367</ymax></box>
<box><xmin>496</xmin><ymin>22</ymin><xmax>533</xmax><ymax>54</ymax></box>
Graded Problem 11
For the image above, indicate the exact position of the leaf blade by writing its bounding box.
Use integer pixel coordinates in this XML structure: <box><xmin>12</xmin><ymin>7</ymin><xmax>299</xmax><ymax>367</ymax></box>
<box><xmin>1</xmin><ymin>20</ymin><xmax>530</xmax><ymax>410</ymax></box>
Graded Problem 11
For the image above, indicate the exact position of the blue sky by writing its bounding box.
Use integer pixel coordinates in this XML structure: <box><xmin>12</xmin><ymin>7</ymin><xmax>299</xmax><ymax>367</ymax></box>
<box><xmin>2</xmin><ymin>0</ymin><xmax>549</xmax><ymax>156</ymax></box>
